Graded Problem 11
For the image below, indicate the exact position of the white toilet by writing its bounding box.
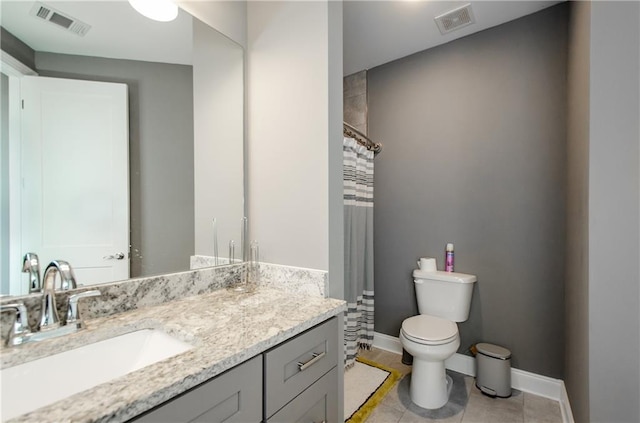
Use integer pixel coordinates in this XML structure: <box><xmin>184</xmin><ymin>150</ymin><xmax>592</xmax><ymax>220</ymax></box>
<box><xmin>399</xmin><ymin>258</ymin><xmax>477</xmax><ymax>409</ymax></box>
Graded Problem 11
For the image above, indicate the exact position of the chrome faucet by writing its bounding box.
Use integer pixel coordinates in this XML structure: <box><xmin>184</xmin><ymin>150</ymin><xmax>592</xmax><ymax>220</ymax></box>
<box><xmin>1</xmin><ymin>261</ymin><xmax>101</xmax><ymax>347</ymax></box>
<box><xmin>22</xmin><ymin>252</ymin><xmax>42</xmax><ymax>293</ymax></box>
<box><xmin>0</xmin><ymin>303</ymin><xmax>32</xmax><ymax>346</ymax></box>
<box><xmin>38</xmin><ymin>260</ymin><xmax>77</xmax><ymax>332</ymax></box>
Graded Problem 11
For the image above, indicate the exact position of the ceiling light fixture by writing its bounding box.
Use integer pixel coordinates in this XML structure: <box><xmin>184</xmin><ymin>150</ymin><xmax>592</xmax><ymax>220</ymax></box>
<box><xmin>128</xmin><ymin>0</ymin><xmax>178</xmax><ymax>22</ymax></box>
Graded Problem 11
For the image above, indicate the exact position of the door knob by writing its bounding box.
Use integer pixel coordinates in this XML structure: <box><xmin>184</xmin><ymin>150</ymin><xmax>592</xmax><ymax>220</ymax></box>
<box><xmin>103</xmin><ymin>252</ymin><xmax>125</xmax><ymax>260</ymax></box>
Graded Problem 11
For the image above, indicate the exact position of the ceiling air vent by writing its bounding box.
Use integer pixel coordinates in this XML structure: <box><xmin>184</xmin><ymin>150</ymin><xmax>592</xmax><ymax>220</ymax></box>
<box><xmin>29</xmin><ymin>2</ymin><xmax>91</xmax><ymax>37</ymax></box>
<box><xmin>434</xmin><ymin>3</ymin><xmax>475</xmax><ymax>35</ymax></box>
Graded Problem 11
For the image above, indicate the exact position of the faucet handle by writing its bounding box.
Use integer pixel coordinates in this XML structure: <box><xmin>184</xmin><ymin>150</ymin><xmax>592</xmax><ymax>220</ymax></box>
<box><xmin>66</xmin><ymin>290</ymin><xmax>100</xmax><ymax>328</ymax></box>
<box><xmin>0</xmin><ymin>302</ymin><xmax>31</xmax><ymax>346</ymax></box>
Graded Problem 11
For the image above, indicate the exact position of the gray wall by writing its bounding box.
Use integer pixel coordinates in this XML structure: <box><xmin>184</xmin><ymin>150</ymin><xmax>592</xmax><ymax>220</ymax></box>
<box><xmin>1</xmin><ymin>27</ymin><xmax>35</xmax><ymax>71</ymax></box>
<box><xmin>35</xmin><ymin>53</ymin><xmax>194</xmax><ymax>278</ymax></box>
<box><xmin>368</xmin><ymin>4</ymin><xmax>568</xmax><ymax>378</ymax></box>
<box><xmin>564</xmin><ymin>1</ymin><xmax>590</xmax><ymax>421</ymax></box>
<box><xmin>588</xmin><ymin>2</ymin><xmax>640</xmax><ymax>422</ymax></box>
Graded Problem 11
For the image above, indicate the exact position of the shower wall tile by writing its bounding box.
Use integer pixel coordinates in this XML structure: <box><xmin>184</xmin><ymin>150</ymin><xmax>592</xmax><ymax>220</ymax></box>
<box><xmin>344</xmin><ymin>95</ymin><xmax>367</xmax><ymax>130</ymax></box>
<box><xmin>344</xmin><ymin>70</ymin><xmax>368</xmax><ymax>135</ymax></box>
<box><xmin>344</xmin><ymin>71</ymin><xmax>367</xmax><ymax>99</ymax></box>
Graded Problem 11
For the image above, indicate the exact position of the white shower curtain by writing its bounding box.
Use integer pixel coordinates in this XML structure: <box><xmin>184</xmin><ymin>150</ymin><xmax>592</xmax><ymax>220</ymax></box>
<box><xmin>343</xmin><ymin>137</ymin><xmax>375</xmax><ymax>369</ymax></box>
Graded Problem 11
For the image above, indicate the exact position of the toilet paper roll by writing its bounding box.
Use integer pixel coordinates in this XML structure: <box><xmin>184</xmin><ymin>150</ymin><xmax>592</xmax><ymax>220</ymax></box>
<box><xmin>418</xmin><ymin>258</ymin><xmax>437</xmax><ymax>272</ymax></box>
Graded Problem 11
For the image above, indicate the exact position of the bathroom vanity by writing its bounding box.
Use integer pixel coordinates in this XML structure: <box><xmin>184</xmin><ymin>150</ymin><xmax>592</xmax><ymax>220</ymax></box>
<box><xmin>0</xmin><ymin>283</ymin><xmax>345</xmax><ymax>423</ymax></box>
<box><xmin>134</xmin><ymin>317</ymin><xmax>339</xmax><ymax>423</ymax></box>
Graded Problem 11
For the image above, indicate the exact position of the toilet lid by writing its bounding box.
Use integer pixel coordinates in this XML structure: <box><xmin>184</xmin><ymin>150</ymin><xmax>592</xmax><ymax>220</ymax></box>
<box><xmin>401</xmin><ymin>315</ymin><xmax>458</xmax><ymax>345</ymax></box>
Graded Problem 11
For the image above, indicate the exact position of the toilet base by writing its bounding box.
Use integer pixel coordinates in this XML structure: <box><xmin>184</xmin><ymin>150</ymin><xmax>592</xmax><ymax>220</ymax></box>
<box><xmin>410</xmin><ymin>358</ymin><xmax>452</xmax><ymax>409</ymax></box>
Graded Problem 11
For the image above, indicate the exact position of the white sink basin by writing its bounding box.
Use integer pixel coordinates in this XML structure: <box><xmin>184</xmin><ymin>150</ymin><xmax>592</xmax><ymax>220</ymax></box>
<box><xmin>1</xmin><ymin>329</ymin><xmax>192</xmax><ymax>421</ymax></box>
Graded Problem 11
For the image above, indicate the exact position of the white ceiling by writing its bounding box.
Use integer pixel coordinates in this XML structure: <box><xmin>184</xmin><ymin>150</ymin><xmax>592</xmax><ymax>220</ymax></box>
<box><xmin>1</xmin><ymin>0</ymin><xmax>193</xmax><ymax>65</ymax></box>
<box><xmin>343</xmin><ymin>0</ymin><xmax>562</xmax><ymax>75</ymax></box>
<box><xmin>2</xmin><ymin>1</ymin><xmax>562</xmax><ymax>73</ymax></box>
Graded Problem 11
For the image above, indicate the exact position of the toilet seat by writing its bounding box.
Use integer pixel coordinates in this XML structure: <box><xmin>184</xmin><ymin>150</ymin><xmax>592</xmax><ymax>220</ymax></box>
<box><xmin>401</xmin><ymin>315</ymin><xmax>458</xmax><ymax>346</ymax></box>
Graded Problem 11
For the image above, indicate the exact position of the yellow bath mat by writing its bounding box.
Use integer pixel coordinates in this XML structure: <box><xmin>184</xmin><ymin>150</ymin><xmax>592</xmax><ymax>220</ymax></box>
<box><xmin>345</xmin><ymin>356</ymin><xmax>403</xmax><ymax>423</ymax></box>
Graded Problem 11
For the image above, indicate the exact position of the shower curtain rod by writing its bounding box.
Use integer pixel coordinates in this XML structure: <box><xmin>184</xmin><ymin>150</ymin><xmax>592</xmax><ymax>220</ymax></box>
<box><xmin>343</xmin><ymin>122</ymin><xmax>382</xmax><ymax>155</ymax></box>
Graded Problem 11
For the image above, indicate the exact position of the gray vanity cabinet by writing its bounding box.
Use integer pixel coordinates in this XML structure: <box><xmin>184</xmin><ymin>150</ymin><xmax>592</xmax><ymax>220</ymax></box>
<box><xmin>133</xmin><ymin>355</ymin><xmax>262</xmax><ymax>423</ymax></box>
<box><xmin>267</xmin><ymin>367</ymin><xmax>338</xmax><ymax>423</ymax></box>
<box><xmin>264</xmin><ymin>317</ymin><xmax>338</xmax><ymax>420</ymax></box>
<box><xmin>131</xmin><ymin>316</ymin><xmax>340</xmax><ymax>423</ymax></box>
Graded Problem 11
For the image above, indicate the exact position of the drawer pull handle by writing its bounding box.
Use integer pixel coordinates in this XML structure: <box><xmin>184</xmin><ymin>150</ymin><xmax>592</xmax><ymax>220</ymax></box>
<box><xmin>297</xmin><ymin>351</ymin><xmax>326</xmax><ymax>371</ymax></box>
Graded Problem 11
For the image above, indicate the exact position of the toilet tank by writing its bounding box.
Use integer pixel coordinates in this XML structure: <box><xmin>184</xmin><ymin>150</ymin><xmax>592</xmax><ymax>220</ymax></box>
<box><xmin>413</xmin><ymin>269</ymin><xmax>477</xmax><ymax>322</ymax></box>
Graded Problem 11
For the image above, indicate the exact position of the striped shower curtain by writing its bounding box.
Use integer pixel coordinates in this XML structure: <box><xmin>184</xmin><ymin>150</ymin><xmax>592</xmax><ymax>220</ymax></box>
<box><xmin>343</xmin><ymin>137</ymin><xmax>375</xmax><ymax>369</ymax></box>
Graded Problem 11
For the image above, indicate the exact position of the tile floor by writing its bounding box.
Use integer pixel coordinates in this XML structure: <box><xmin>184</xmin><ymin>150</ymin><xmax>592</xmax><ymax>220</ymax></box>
<box><xmin>357</xmin><ymin>348</ymin><xmax>563</xmax><ymax>423</ymax></box>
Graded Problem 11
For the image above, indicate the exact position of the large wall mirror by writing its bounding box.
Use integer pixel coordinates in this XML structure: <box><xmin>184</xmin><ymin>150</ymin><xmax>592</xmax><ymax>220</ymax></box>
<box><xmin>0</xmin><ymin>1</ymin><xmax>244</xmax><ymax>296</ymax></box>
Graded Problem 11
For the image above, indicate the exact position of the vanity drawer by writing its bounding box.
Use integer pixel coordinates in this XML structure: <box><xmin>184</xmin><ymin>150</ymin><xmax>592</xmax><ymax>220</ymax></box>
<box><xmin>133</xmin><ymin>355</ymin><xmax>262</xmax><ymax>423</ymax></box>
<box><xmin>267</xmin><ymin>367</ymin><xmax>338</xmax><ymax>423</ymax></box>
<box><xmin>265</xmin><ymin>317</ymin><xmax>338</xmax><ymax>418</ymax></box>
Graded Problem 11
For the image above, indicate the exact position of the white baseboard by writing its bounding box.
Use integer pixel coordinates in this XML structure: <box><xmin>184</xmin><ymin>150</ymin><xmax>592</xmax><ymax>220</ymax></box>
<box><xmin>373</xmin><ymin>331</ymin><xmax>403</xmax><ymax>354</ymax></box>
<box><xmin>372</xmin><ymin>331</ymin><xmax>574</xmax><ymax>423</ymax></box>
<box><xmin>559</xmin><ymin>381</ymin><xmax>575</xmax><ymax>423</ymax></box>
<box><xmin>444</xmin><ymin>352</ymin><xmax>477</xmax><ymax>377</ymax></box>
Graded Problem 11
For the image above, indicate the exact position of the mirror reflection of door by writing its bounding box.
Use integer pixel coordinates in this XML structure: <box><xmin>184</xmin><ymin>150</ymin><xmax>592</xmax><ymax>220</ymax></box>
<box><xmin>20</xmin><ymin>76</ymin><xmax>129</xmax><ymax>290</ymax></box>
<box><xmin>1</xmin><ymin>59</ymin><xmax>38</xmax><ymax>296</ymax></box>
<box><xmin>1</xmin><ymin>1</ymin><xmax>245</xmax><ymax>296</ymax></box>
<box><xmin>1</xmin><ymin>71</ymin><xmax>12</xmax><ymax>295</ymax></box>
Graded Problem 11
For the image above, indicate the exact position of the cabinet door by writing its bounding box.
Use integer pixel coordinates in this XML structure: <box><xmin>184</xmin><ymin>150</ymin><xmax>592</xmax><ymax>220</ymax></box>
<box><xmin>133</xmin><ymin>356</ymin><xmax>262</xmax><ymax>423</ymax></box>
<box><xmin>267</xmin><ymin>367</ymin><xmax>338</xmax><ymax>423</ymax></box>
<box><xmin>265</xmin><ymin>317</ymin><xmax>338</xmax><ymax>417</ymax></box>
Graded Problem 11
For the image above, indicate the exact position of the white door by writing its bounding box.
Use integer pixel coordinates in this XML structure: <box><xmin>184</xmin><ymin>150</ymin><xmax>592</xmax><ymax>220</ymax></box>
<box><xmin>21</xmin><ymin>76</ymin><xmax>129</xmax><ymax>286</ymax></box>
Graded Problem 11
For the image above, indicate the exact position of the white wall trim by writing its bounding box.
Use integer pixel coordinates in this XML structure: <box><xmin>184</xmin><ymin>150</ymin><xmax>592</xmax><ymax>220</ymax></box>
<box><xmin>444</xmin><ymin>351</ymin><xmax>477</xmax><ymax>377</ymax></box>
<box><xmin>372</xmin><ymin>331</ymin><xmax>573</xmax><ymax>422</ymax></box>
<box><xmin>559</xmin><ymin>381</ymin><xmax>575</xmax><ymax>423</ymax></box>
<box><xmin>511</xmin><ymin>367</ymin><xmax>562</xmax><ymax>400</ymax></box>
<box><xmin>373</xmin><ymin>331</ymin><xmax>403</xmax><ymax>354</ymax></box>
<box><xmin>1</xmin><ymin>51</ymin><xmax>37</xmax><ymax>77</ymax></box>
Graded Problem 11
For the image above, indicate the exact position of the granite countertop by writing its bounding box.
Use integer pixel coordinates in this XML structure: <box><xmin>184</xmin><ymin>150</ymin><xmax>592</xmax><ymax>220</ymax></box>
<box><xmin>1</xmin><ymin>286</ymin><xmax>346</xmax><ymax>423</ymax></box>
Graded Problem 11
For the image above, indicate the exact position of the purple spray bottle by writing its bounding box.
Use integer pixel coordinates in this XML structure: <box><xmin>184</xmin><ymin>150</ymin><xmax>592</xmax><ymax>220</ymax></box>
<box><xmin>445</xmin><ymin>243</ymin><xmax>454</xmax><ymax>272</ymax></box>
